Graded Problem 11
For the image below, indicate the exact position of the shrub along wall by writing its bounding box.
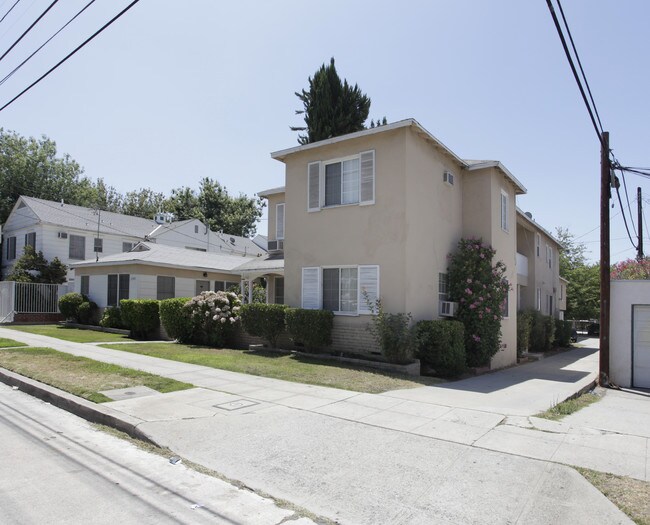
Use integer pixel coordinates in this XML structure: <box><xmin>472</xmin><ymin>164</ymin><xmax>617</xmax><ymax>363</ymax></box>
<box><xmin>120</xmin><ymin>299</ymin><xmax>160</xmax><ymax>339</ymax></box>
<box><xmin>415</xmin><ymin>320</ymin><xmax>465</xmax><ymax>377</ymax></box>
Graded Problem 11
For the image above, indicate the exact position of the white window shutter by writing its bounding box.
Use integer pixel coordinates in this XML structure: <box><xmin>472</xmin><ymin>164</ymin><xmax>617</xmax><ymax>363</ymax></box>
<box><xmin>308</xmin><ymin>162</ymin><xmax>321</xmax><ymax>212</ymax></box>
<box><xmin>359</xmin><ymin>150</ymin><xmax>375</xmax><ymax>204</ymax></box>
<box><xmin>302</xmin><ymin>267</ymin><xmax>321</xmax><ymax>309</ymax></box>
<box><xmin>358</xmin><ymin>265</ymin><xmax>379</xmax><ymax>314</ymax></box>
<box><xmin>276</xmin><ymin>203</ymin><xmax>285</xmax><ymax>240</ymax></box>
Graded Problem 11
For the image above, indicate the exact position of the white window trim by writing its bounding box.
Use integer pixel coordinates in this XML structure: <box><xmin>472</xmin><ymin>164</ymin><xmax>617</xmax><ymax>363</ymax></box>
<box><xmin>500</xmin><ymin>189</ymin><xmax>509</xmax><ymax>232</ymax></box>
<box><xmin>308</xmin><ymin>150</ymin><xmax>375</xmax><ymax>212</ymax></box>
<box><xmin>301</xmin><ymin>267</ymin><xmax>321</xmax><ymax>309</ymax></box>
<box><xmin>276</xmin><ymin>203</ymin><xmax>285</xmax><ymax>240</ymax></box>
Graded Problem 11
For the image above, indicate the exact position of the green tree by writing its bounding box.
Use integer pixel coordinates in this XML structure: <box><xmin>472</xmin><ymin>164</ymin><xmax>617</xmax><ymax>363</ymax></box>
<box><xmin>554</xmin><ymin>227</ymin><xmax>600</xmax><ymax>320</ymax></box>
<box><xmin>197</xmin><ymin>178</ymin><xmax>264</xmax><ymax>237</ymax></box>
<box><xmin>121</xmin><ymin>188</ymin><xmax>166</xmax><ymax>219</ymax></box>
<box><xmin>6</xmin><ymin>246</ymin><xmax>67</xmax><ymax>284</ymax></box>
<box><xmin>164</xmin><ymin>186</ymin><xmax>201</xmax><ymax>221</ymax></box>
<box><xmin>89</xmin><ymin>178</ymin><xmax>123</xmax><ymax>212</ymax></box>
<box><xmin>0</xmin><ymin>129</ymin><xmax>95</xmax><ymax>223</ymax></box>
<box><xmin>291</xmin><ymin>58</ymin><xmax>371</xmax><ymax>145</ymax></box>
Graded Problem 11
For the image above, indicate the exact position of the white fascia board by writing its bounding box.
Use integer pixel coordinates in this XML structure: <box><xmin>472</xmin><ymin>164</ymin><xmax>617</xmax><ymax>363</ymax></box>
<box><xmin>257</xmin><ymin>186</ymin><xmax>286</xmax><ymax>198</ymax></box>
<box><xmin>270</xmin><ymin>119</ymin><xmax>467</xmax><ymax>167</ymax></box>
<box><xmin>516</xmin><ymin>207</ymin><xmax>562</xmax><ymax>247</ymax></box>
<box><xmin>70</xmin><ymin>259</ymin><xmax>243</xmax><ymax>275</ymax></box>
<box><xmin>466</xmin><ymin>161</ymin><xmax>527</xmax><ymax>195</ymax></box>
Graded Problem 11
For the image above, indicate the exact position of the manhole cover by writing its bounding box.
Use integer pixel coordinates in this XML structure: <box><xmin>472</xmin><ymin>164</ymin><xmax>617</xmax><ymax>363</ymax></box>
<box><xmin>214</xmin><ymin>399</ymin><xmax>259</xmax><ymax>411</ymax></box>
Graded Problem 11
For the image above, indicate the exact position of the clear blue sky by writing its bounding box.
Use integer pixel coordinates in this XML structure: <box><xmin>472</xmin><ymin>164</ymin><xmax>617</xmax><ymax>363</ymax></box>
<box><xmin>1</xmin><ymin>0</ymin><xmax>649</xmax><ymax>263</ymax></box>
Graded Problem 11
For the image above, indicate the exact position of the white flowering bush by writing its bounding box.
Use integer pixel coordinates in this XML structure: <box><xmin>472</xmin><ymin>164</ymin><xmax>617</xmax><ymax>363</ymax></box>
<box><xmin>183</xmin><ymin>291</ymin><xmax>242</xmax><ymax>346</ymax></box>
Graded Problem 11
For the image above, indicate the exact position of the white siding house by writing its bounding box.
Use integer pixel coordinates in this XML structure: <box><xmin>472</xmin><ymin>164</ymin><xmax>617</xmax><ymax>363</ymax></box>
<box><xmin>1</xmin><ymin>196</ymin><xmax>266</xmax><ymax>285</ymax></box>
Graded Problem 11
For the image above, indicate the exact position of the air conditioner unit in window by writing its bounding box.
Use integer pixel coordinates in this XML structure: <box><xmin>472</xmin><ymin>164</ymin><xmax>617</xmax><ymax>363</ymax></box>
<box><xmin>439</xmin><ymin>300</ymin><xmax>458</xmax><ymax>317</ymax></box>
<box><xmin>443</xmin><ymin>171</ymin><xmax>454</xmax><ymax>186</ymax></box>
<box><xmin>57</xmin><ymin>232</ymin><xmax>68</xmax><ymax>239</ymax></box>
<box><xmin>267</xmin><ymin>240</ymin><xmax>284</xmax><ymax>252</ymax></box>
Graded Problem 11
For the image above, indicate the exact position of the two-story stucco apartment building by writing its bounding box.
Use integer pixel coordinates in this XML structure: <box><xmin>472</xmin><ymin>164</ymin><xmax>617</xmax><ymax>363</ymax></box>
<box><xmin>258</xmin><ymin>119</ymin><xmax>564</xmax><ymax>369</ymax></box>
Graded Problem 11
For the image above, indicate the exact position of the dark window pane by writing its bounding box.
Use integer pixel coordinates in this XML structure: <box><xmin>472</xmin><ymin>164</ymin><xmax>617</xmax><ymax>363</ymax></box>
<box><xmin>157</xmin><ymin>276</ymin><xmax>175</xmax><ymax>300</ymax></box>
<box><xmin>80</xmin><ymin>275</ymin><xmax>89</xmax><ymax>296</ymax></box>
<box><xmin>214</xmin><ymin>281</ymin><xmax>225</xmax><ymax>292</ymax></box>
<box><xmin>69</xmin><ymin>235</ymin><xmax>85</xmax><ymax>260</ymax></box>
<box><xmin>322</xmin><ymin>268</ymin><xmax>339</xmax><ymax>311</ymax></box>
<box><xmin>274</xmin><ymin>277</ymin><xmax>284</xmax><ymax>305</ymax></box>
<box><xmin>107</xmin><ymin>274</ymin><xmax>118</xmax><ymax>306</ymax></box>
<box><xmin>325</xmin><ymin>163</ymin><xmax>342</xmax><ymax>206</ymax></box>
<box><xmin>119</xmin><ymin>274</ymin><xmax>130</xmax><ymax>301</ymax></box>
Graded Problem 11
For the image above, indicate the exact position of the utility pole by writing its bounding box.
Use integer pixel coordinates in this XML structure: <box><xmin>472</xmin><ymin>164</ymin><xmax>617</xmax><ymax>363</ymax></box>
<box><xmin>599</xmin><ymin>131</ymin><xmax>610</xmax><ymax>385</ymax></box>
<box><xmin>638</xmin><ymin>187</ymin><xmax>644</xmax><ymax>260</ymax></box>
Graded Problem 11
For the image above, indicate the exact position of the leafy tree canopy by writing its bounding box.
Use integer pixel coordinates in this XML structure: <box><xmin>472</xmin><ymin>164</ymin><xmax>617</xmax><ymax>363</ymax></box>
<box><xmin>291</xmin><ymin>57</ymin><xmax>371</xmax><ymax>144</ymax></box>
<box><xmin>6</xmin><ymin>246</ymin><xmax>67</xmax><ymax>284</ymax></box>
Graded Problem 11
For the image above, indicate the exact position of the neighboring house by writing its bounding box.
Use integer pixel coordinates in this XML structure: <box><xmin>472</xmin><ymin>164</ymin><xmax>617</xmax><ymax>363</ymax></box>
<box><xmin>71</xmin><ymin>242</ymin><xmax>250</xmax><ymax>307</ymax></box>
<box><xmin>0</xmin><ymin>196</ymin><xmax>265</xmax><ymax>284</ymax></box>
<box><xmin>516</xmin><ymin>209</ymin><xmax>565</xmax><ymax>319</ymax></box>
<box><xmin>263</xmin><ymin>118</ymin><xmax>562</xmax><ymax>369</ymax></box>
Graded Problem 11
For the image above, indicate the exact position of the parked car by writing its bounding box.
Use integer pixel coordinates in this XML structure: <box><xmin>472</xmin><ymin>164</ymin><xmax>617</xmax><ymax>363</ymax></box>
<box><xmin>587</xmin><ymin>323</ymin><xmax>600</xmax><ymax>336</ymax></box>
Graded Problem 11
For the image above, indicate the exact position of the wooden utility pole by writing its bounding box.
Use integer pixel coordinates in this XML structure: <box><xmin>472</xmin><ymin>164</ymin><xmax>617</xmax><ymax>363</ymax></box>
<box><xmin>638</xmin><ymin>187</ymin><xmax>644</xmax><ymax>259</ymax></box>
<box><xmin>599</xmin><ymin>131</ymin><xmax>610</xmax><ymax>385</ymax></box>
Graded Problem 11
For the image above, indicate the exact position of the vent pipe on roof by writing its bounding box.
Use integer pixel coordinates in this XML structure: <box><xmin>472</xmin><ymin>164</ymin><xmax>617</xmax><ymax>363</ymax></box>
<box><xmin>525</xmin><ymin>211</ymin><xmax>533</xmax><ymax>219</ymax></box>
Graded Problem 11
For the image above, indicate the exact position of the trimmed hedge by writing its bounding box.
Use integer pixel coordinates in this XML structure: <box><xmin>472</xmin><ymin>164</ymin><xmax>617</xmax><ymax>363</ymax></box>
<box><xmin>77</xmin><ymin>301</ymin><xmax>98</xmax><ymax>325</ymax></box>
<box><xmin>240</xmin><ymin>303</ymin><xmax>288</xmax><ymax>348</ymax></box>
<box><xmin>517</xmin><ymin>310</ymin><xmax>533</xmax><ymax>357</ymax></box>
<box><xmin>58</xmin><ymin>292</ymin><xmax>85</xmax><ymax>322</ymax></box>
<box><xmin>159</xmin><ymin>297</ymin><xmax>192</xmax><ymax>342</ymax></box>
<box><xmin>99</xmin><ymin>306</ymin><xmax>125</xmax><ymax>329</ymax></box>
<box><xmin>415</xmin><ymin>320</ymin><xmax>465</xmax><ymax>377</ymax></box>
<box><xmin>529</xmin><ymin>310</ymin><xmax>555</xmax><ymax>353</ymax></box>
<box><xmin>285</xmin><ymin>308</ymin><xmax>334</xmax><ymax>351</ymax></box>
<box><xmin>120</xmin><ymin>299</ymin><xmax>160</xmax><ymax>339</ymax></box>
<box><xmin>554</xmin><ymin>319</ymin><xmax>573</xmax><ymax>347</ymax></box>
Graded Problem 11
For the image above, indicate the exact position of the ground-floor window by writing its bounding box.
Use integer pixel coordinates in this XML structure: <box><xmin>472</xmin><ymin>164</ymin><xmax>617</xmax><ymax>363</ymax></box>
<box><xmin>302</xmin><ymin>265</ymin><xmax>379</xmax><ymax>315</ymax></box>
<box><xmin>107</xmin><ymin>274</ymin><xmax>130</xmax><ymax>306</ymax></box>
<box><xmin>274</xmin><ymin>277</ymin><xmax>284</xmax><ymax>305</ymax></box>
<box><xmin>156</xmin><ymin>276</ymin><xmax>175</xmax><ymax>300</ymax></box>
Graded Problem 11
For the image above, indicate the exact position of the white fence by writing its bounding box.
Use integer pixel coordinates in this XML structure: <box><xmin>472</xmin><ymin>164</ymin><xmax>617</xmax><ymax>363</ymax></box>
<box><xmin>0</xmin><ymin>282</ymin><xmax>67</xmax><ymax>323</ymax></box>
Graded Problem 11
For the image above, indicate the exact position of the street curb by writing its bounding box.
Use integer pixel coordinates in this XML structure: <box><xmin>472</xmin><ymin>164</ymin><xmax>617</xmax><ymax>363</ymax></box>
<box><xmin>0</xmin><ymin>367</ymin><xmax>161</xmax><ymax>447</ymax></box>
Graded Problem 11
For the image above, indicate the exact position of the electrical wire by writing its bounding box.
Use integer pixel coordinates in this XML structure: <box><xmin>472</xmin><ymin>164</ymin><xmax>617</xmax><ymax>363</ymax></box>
<box><xmin>618</xmin><ymin>170</ymin><xmax>637</xmax><ymax>237</ymax></box>
<box><xmin>614</xmin><ymin>185</ymin><xmax>638</xmax><ymax>249</ymax></box>
<box><xmin>0</xmin><ymin>0</ymin><xmax>58</xmax><ymax>63</ymax></box>
<box><xmin>0</xmin><ymin>0</ymin><xmax>141</xmax><ymax>113</ymax></box>
<box><xmin>0</xmin><ymin>0</ymin><xmax>97</xmax><ymax>88</ymax></box>
<box><xmin>545</xmin><ymin>0</ymin><xmax>606</xmax><ymax>149</ymax></box>
<box><xmin>556</xmin><ymin>0</ymin><xmax>604</xmax><ymax>135</ymax></box>
<box><xmin>0</xmin><ymin>0</ymin><xmax>21</xmax><ymax>25</ymax></box>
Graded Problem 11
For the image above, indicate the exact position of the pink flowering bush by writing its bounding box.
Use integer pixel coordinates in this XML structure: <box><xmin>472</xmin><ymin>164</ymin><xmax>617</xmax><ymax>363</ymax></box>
<box><xmin>448</xmin><ymin>238</ymin><xmax>510</xmax><ymax>367</ymax></box>
<box><xmin>183</xmin><ymin>290</ymin><xmax>242</xmax><ymax>346</ymax></box>
<box><xmin>611</xmin><ymin>258</ymin><xmax>650</xmax><ymax>280</ymax></box>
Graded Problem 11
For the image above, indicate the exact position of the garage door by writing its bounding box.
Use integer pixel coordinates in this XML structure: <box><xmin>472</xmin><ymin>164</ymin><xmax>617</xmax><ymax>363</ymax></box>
<box><xmin>633</xmin><ymin>305</ymin><xmax>650</xmax><ymax>388</ymax></box>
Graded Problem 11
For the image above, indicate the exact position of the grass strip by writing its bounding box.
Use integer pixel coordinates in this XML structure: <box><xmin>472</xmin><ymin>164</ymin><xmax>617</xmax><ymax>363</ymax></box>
<box><xmin>535</xmin><ymin>391</ymin><xmax>601</xmax><ymax>421</ymax></box>
<box><xmin>100</xmin><ymin>342</ymin><xmax>441</xmax><ymax>394</ymax></box>
<box><xmin>0</xmin><ymin>337</ymin><xmax>26</xmax><ymax>348</ymax></box>
<box><xmin>6</xmin><ymin>324</ymin><xmax>133</xmax><ymax>343</ymax></box>
<box><xmin>577</xmin><ymin>467</ymin><xmax>650</xmax><ymax>525</ymax></box>
<box><xmin>0</xmin><ymin>346</ymin><xmax>192</xmax><ymax>402</ymax></box>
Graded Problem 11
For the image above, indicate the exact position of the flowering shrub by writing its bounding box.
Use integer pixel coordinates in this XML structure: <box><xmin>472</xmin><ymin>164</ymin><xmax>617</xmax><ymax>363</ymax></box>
<box><xmin>366</xmin><ymin>296</ymin><xmax>414</xmax><ymax>364</ymax></box>
<box><xmin>611</xmin><ymin>258</ymin><xmax>650</xmax><ymax>280</ymax></box>
<box><xmin>448</xmin><ymin>238</ymin><xmax>510</xmax><ymax>367</ymax></box>
<box><xmin>183</xmin><ymin>291</ymin><xmax>242</xmax><ymax>347</ymax></box>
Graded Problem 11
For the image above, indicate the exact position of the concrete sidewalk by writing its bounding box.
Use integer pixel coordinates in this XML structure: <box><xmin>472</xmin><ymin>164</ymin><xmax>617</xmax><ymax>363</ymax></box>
<box><xmin>0</xmin><ymin>327</ymin><xmax>642</xmax><ymax>524</ymax></box>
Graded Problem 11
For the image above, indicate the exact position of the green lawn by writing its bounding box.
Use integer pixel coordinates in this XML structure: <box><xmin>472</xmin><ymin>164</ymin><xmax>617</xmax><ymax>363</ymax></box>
<box><xmin>0</xmin><ymin>337</ymin><xmax>27</xmax><ymax>348</ymax></box>
<box><xmin>100</xmin><ymin>342</ymin><xmax>442</xmax><ymax>394</ymax></box>
<box><xmin>6</xmin><ymin>324</ymin><xmax>133</xmax><ymax>343</ymax></box>
<box><xmin>0</xmin><ymin>346</ymin><xmax>192</xmax><ymax>403</ymax></box>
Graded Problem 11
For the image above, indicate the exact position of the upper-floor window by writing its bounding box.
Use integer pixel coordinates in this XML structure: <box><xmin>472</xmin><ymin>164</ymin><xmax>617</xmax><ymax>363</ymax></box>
<box><xmin>6</xmin><ymin>236</ymin><xmax>16</xmax><ymax>260</ymax></box>
<box><xmin>69</xmin><ymin>235</ymin><xmax>85</xmax><ymax>260</ymax></box>
<box><xmin>500</xmin><ymin>190</ymin><xmax>509</xmax><ymax>232</ymax></box>
<box><xmin>276</xmin><ymin>203</ymin><xmax>285</xmax><ymax>240</ymax></box>
<box><xmin>122</xmin><ymin>242</ymin><xmax>134</xmax><ymax>252</ymax></box>
<box><xmin>308</xmin><ymin>150</ymin><xmax>374</xmax><ymax>212</ymax></box>
<box><xmin>536</xmin><ymin>288</ymin><xmax>542</xmax><ymax>311</ymax></box>
<box><xmin>94</xmin><ymin>238</ymin><xmax>103</xmax><ymax>253</ymax></box>
<box><xmin>24</xmin><ymin>232</ymin><xmax>36</xmax><ymax>250</ymax></box>
<box><xmin>438</xmin><ymin>273</ymin><xmax>448</xmax><ymax>302</ymax></box>
<box><xmin>536</xmin><ymin>233</ymin><xmax>541</xmax><ymax>257</ymax></box>
<box><xmin>546</xmin><ymin>245</ymin><xmax>553</xmax><ymax>269</ymax></box>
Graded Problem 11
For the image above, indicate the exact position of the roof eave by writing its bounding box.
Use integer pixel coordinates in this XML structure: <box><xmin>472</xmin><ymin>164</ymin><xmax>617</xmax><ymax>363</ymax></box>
<box><xmin>465</xmin><ymin>161</ymin><xmax>527</xmax><ymax>195</ymax></box>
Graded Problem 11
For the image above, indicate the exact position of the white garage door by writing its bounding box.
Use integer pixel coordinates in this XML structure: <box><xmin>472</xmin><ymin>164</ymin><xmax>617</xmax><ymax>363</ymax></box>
<box><xmin>633</xmin><ymin>305</ymin><xmax>650</xmax><ymax>388</ymax></box>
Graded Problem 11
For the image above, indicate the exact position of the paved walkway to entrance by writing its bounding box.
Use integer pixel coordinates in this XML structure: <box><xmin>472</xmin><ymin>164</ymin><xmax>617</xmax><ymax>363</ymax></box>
<box><xmin>1</xmin><ymin>327</ymin><xmax>644</xmax><ymax>524</ymax></box>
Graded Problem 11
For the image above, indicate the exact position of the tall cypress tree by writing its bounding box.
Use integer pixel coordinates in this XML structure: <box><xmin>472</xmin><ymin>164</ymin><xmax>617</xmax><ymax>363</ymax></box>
<box><xmin>291</xmin><ymin>58</ymin><xmax>371</xmax><ymax>145</ymax></box>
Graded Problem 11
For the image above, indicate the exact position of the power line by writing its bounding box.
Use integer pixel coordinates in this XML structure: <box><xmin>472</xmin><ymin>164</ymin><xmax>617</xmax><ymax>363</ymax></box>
<box><xmin>0</xmin><ymin>0</ymin><xmax>58</xmax><ymax>63</ymax></box>
<box><xmin>0</xmin><ymin>0</ymin><xmax>97</xmax><ymax>88</ymax></box>
<box><xmin>0</xmin><ymin>0</ymin><xmax>22</xmax><ymax>25</ymax></box>
<box><xmin>545</xmin><ymin>0</ymin><xmax>605</xmax><ymax>149</ymax></box>
<box><xmin>618</xmin><ymin>169</ymin><xmax>637</xmax><ymax>237</ymax></box>
<box><xmin>614</xmin><ymin>184</ymin><xmax>638</xmax><ymax>250</ymax></box>
<box><xmin>0</xmin><ymin>0</ymin><xmax>141</xmax><ymax>113</ymax></box>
